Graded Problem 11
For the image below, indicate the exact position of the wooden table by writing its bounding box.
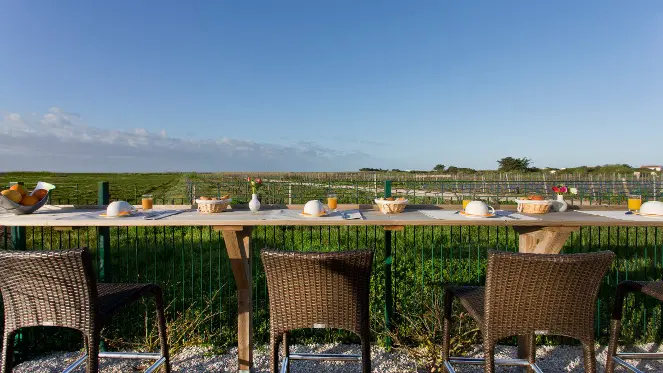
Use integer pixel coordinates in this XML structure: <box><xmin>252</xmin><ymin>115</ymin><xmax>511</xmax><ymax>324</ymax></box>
<box><xmin>3</xmin><ymin>204</ymin><xmax>662</xmax><ymax>372</ymax></box>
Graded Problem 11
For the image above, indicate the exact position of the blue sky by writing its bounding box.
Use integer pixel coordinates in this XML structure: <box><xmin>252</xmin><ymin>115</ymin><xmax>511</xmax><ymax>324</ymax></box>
<box><xmin>1</xmin><ymin>0</ymin><xmax>662</xmax><ymax>172</ymax></box>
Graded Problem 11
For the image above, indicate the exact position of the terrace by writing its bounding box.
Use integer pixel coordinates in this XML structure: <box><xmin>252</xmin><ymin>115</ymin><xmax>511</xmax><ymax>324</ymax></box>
<box><xmin>1</xmin><ymin>177</ymin><xmax>663</xmax><ymax>372</ymax></box>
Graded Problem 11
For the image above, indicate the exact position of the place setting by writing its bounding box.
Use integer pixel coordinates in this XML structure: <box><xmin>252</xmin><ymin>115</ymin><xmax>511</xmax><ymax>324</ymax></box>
<box><xmin>419</xmin><ymin>200</ymin><xmax>540</xmax><ymax>221</ymax></box>
<box><xmin>579</xmin><ymin>195</ymin><xmax>663</xmax><ymax>221</ymax></box>
<box><xmin>259</xmin><ymin>196</ymin><xmax>365</xmax><ymax>221</ymax></box>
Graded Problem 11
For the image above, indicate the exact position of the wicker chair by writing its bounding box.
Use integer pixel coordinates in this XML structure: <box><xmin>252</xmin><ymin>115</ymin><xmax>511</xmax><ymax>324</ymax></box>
<box><xmin>0</xmin><ymin>248</ymin><xmax>170</xmax><ymax>373</ymax></box>
<box><xmin>606</xmin><ymin>280</ymin><xmax>663</xmax><ymax>372</ymax></box>
<box><xmin>442</xmin><ymin>250</ymin><xmax>614</xmax><ymax>373</ymax></box>
<box><xmin>261</xmin><ymin>249</ymin><xmax>374</xmax><ymax>373</ymax></box>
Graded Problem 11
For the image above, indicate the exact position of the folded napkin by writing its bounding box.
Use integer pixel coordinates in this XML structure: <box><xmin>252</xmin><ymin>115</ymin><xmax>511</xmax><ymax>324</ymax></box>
<box><xmin>341</xmin><ymin>210</ymin><xmax>364</xmax><ymax>220</ymax></box>
<box><xmin>418</xmin><ymin>210</ymin><xmax>540</xmax><ymax>221</ymax></box>
<box><xmin>578</xmin><ymin>210</ymin><xmax>663</xmax><ymax>221</ymax></box>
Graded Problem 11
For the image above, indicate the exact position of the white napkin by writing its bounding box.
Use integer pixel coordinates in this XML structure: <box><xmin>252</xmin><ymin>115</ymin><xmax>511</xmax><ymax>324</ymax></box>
<box><xmin>418</xmin><ymin>210</ymin><xmax>540</xmax><ymax>221</ymax></box>
<box><xmin>578</xmin><ymin>210</ymin><xmax>663</xmax><ymax>221</ymax></box>
<box><xmin>341</xmin><ymin>210</ymin><xmax>364</xmax><ymax>220</ymax></box>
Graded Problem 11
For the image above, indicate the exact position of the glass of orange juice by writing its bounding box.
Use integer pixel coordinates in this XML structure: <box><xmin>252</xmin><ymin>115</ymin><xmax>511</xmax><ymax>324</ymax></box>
<box><xmin>462</xmin><ymin>199</ymin><xmax>471</xmax><ymax>211</ymax></box>
<box><xmin>142</xmin><ymin>194</ymin><xmax>153</xmax><ymax>212</ymax></box>
<box><xmin>627</xmin><ymin>194</ymin><xmax>642</xmax><ymax>212</ymax></box>
<box><xmin>327</xmin><ymin>193</ymin><xmax>338</xmax><ymax>212</ymax></box>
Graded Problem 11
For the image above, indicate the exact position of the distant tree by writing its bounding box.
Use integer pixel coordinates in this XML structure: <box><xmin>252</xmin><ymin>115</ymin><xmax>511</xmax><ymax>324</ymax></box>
<box><xmin>359</xmin><ymin>167</ymin><xmax>386</xmax><ymax>172</ymax></box>
<box><xmin>433</xmin><ymin>164</ymin><xmax>445</xmax><ymax>172</ymax></box>
<box><xmin>498</xmin><ymin>157</ymin><xmax>531</xmax><ymax>172</ymax></box>
<box><xmin>391</xmin><ymin>168</ymin><xmax>403</xmax><ymax>172</ymax></box>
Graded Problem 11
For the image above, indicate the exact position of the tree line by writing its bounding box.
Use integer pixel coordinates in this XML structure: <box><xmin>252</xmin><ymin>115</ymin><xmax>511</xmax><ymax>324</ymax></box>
<box><xmin>360</xmin><ymin>157</ymin><xmax>659</xmax><ymax>174</ymax></box>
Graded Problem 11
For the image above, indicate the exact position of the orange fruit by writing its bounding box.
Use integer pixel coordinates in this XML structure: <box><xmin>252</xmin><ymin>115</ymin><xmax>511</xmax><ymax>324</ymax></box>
<box><xmin>529</xmin><ymin>195</ymin><xmax>545</xmax><ymax>201</ymax></box>
<box><xmin>20</xmin><ymin>195</ymin><xmax>39</xmax><ymax>206</ymax></box>
<box><xmin>1</xmin><ymin>190</ymin><xmax>22</xmax><ymax>204</ymax></box>
<box><xmin>32</xmin><ymin>189</ymin><xmax>49</xmax><ymax>201</ymax></box>
<box><xmin>10</xmin><ymin>184</ymin><xmax>28</xmax><ymax>197</ymax></box>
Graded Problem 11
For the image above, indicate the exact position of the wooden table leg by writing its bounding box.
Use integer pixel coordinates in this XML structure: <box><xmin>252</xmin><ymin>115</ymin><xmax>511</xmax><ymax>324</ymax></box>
<box><xmin>219</xmin><ymin>226</ymin><xmax>254</xmax><ymax>373</ymax></box>
<box><xmin>513</xmin><ymin>226</ymin><xmax>579</xmax><ymax>371</ymax></box>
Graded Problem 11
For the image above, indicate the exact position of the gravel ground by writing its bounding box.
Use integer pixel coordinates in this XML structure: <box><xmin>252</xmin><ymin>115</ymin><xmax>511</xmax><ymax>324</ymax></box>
<box><xmin>12</xmin><ymin>343</ymin><xmax>663</xmax><ymax>372</ymax></box>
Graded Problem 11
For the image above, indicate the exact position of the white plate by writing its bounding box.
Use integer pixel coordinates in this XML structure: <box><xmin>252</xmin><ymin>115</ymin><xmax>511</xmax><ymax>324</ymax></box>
<box><xmin>299</xmin><ymin>212</ymin><xmax>329</xmax><ymax>218</ymax></box>
<box><xmin>460</xmin><ymin>212</ymin><xmax>497</xmax><ymax>219</ymax></box>
<box><xmin>99</xmin><ymin>212</ymin><xmax>138</xmax><ymax>218</ymax></box>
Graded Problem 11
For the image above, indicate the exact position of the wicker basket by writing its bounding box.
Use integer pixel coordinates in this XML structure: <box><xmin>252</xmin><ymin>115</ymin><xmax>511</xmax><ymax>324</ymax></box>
<box><xmin>375</xmin><ymin>199</ymin><xmax>408</xmax><ymax>214</ymax></box>
<box><xmin>196</xmin><ymin>199</ymin><xmax>231</xmax><ymax>213</ymax></box>
<box><xmin>516</xmin><ymin>199</ymin><xmax>553</xmax><ymax>214</ymax></box>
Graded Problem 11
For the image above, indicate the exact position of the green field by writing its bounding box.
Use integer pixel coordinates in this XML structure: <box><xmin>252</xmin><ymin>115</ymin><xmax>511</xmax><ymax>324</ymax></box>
<box><xmin>1</xmin><ymin>172</ymin><xmax>189</xmax><ymax>204</ymax></box>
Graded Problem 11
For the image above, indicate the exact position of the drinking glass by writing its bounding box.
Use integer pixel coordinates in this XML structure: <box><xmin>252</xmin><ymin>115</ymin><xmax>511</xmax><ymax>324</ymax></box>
<box><xmin>627</xmin><ymin>194</ymin><xmax>642</xmax><ymax>212</ymax></box>
<box><xmin>327</xmin><ymin>193</ymin><xmax>338</xmax><ymax>212</ymax></box>
<box><xmin>142</xmin><ymin>194</ymin><xmax>154</xmax><ymax>212</ymax></box>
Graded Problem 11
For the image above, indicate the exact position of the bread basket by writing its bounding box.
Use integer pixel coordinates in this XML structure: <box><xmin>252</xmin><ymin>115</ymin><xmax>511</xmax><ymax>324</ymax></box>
<box><xmin>515</xmin><ymin>199</ymin><xmax>553</xmax><ymax>214</ymax></box>
<box><xmin>375</xmin><ymin>198</ymin><xmax>408</xmax><ymax>214</ymax></box>
<box><xmin>195</xmin><ymin>198</ymin><xmax>231</xmax><ymax>213</ymax></box>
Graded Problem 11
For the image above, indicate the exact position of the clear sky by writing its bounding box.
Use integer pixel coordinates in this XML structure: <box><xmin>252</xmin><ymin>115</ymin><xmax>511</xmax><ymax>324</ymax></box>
<box><xmin>1</xmin><ymin>0</ymin><xmax>662</xmax><ymax>172</ymax></box>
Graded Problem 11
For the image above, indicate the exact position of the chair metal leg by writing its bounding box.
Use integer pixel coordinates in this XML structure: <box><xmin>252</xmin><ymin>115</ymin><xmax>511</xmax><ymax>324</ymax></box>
<box><xmin>361</xmin><ymin>333</ymin><xmax>371</xmax><ymax>373</ymax></box>
<box><xmin>484</xmin><ymin>340</ymin><xmax>496</xmax><ymax>373</ymax></box>
<box><xmin>283</xmin><ymin>332</ymin><xmax>290</xmax><ymax>373</ymax></box>
<box><xmin>527</xmin><ymin>334</ymin><xmax>536</xmax><ymax>373</ymax></box>
<box><xmin>1</xmin><ymin>331</ymin><xmax>15</xmax><ymax>373</ymax></box>
<box><xmin>442</xmin><ymin>288</ymin><xmax>453</xmax><ymax>369</ymax></box>
<box><xmin>582</xmin><ymin>339</ymin><xmax>597</xmax><ymax>373</ymax></box>
<box><xmin>86</xmin><ymin>330</ymin><xmax>100</xmax><ymax>373</ymax></box>
<box><xmin>270</xmin><ymin>332</ymin><xmax>281</xmax><ymax>373</ymax></box>
<box><xmin>606</xmin><ymin>319</ymin><xmax>621</xmax><ymax>373</ymax></box>
<box><xmin>154</xmin><ymin>288</ymin><xmax>171</xmax><ymax>373</ymax></box>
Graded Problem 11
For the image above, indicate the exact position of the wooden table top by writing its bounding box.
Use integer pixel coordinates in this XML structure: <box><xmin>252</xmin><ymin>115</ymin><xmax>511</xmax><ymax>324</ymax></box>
<box><xmin>1</xmin><ymin>204</ymin><xmax>662</xmax><ymax>228</ymax></box>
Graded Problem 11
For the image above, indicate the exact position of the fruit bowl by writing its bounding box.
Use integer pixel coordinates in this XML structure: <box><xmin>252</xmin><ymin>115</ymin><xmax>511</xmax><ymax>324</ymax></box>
<box><xmin>0</xmin><ymin>182</ymin><xmax>56</xmax><ymax>215</ymax></box>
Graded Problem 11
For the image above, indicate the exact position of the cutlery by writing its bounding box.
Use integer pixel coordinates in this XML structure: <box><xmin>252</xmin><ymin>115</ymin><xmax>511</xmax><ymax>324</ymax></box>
<box><xmin>144</xmin><ymin>210</ymin><xmax>186</xmax><ymax>220</ymax></box>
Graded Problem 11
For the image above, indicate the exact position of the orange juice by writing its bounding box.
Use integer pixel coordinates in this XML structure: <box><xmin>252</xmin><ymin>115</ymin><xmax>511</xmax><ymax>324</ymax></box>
<box><xmin>627</xmin><ymin>196</ymin><xmax>642</xmax><ymax>211</ymax></box>
<box><xmin>462</xmin><ymin>199</ymin><xmax>471</xmax><ymax>210</ymax></box>
<box><xmin>142</xmin><ymin>195</ymin><xmax>153</xmax><ymax>211</ymax></box>
<box><xmin>327</xmin><ymin>197</ymin><xmax>338</xmax><ymax>210</ymax></box>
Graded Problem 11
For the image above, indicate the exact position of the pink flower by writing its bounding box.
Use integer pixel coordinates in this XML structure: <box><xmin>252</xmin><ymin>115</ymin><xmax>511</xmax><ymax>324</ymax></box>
<box><xmin>560</xmin><ymin>186</ymin><xmax>568</xmax><ymax>193</ymax></box>
<box><xmin>247</xmin><ymin>177</ymin><xmax>251</xmax><ymax>182</ymax></box>
<box><xmin>256</xmin><ymin>178</ymin><xmax>262</xmax><ymax>184</ymax></box>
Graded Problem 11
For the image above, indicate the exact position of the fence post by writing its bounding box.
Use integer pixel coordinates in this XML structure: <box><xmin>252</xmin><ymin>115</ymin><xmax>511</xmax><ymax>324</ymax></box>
<box><xmin>97</xmin><ymin>182</ymin><xmax>110</xmax><ymax>282</ymax></box>
<box><xmin>383</xmin><ymin>180</ymin><xmax>393</xmax><ymax>349</ymax></box>
<box><xmin>9</xmin><ymin>182</ymin><xmax>26</xmax><ymax>250</ymax></box>
<box><xmin>288</xmin><ymin>183</ymin><xmax>293</xmax><ymax>205</ymax></box>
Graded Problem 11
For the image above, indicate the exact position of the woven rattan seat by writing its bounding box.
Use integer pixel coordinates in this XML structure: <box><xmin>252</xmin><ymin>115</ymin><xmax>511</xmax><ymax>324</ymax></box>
<box><xmin>607</xmin><ymin>280</ymin><xmax>663</xmax><ymax>372</ymax></box>
<box><xmin>0</xmin><ymin>248</ymin><xmax>170</xmax><ymax>373</ymax></box>
<box><xmin>443</xmin><ymin>250</ymin><xmax>614</xmax><ymax>373</ymax></box>
<box><xmin>97</xmin><ymin>283</ymin><xmax>160</xmax><ymax>319</ymax></box>
<box><xmin>261</xmin><ymin>249</ymin><xmax>374</xmax><ymax>373</ymax></box>
<box><xmin>447</xmin><ymin>286</ymin><xmax>485</xmax><ymax>328</ymax></box>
